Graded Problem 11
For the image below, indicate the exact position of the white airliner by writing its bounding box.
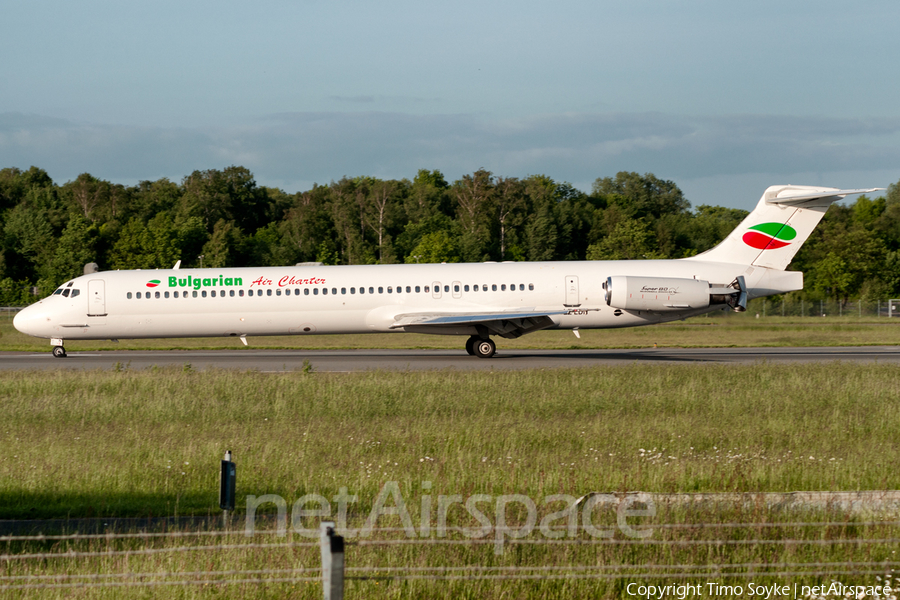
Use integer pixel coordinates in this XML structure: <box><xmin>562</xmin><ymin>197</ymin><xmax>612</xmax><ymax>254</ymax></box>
<box><xmin>14</xmin><ymin>185</ymin><xmax>879</xmax><ymax>359</ymax></box>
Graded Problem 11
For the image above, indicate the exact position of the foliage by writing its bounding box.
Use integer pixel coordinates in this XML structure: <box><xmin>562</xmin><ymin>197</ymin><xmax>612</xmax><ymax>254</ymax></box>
<box><xmin>1</xmin><ymin>166</ymin><xmax>899</xmax><ymax>302</ymax></box>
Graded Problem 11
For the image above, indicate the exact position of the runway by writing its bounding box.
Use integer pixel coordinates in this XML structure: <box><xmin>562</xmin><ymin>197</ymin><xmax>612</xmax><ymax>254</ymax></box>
<box><xmin>2</xmin><ymin>346</ymin><xmax>900</xmax><ymax>372</ymax></box>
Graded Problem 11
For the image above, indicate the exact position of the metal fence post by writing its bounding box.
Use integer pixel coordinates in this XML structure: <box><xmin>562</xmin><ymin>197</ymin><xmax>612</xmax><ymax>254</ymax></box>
<box><xmin>320</xmin><ymin>521</ymin><xmax>345</xmax><ymax>600</ymax></box>
<box><xmin>219</xmin><ymin>451</ymin><xmax>236</xmax><ymax>528</ymax></box>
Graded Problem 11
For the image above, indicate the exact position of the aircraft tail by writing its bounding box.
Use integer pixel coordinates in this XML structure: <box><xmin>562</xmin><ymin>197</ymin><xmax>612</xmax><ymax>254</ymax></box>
<box><xmin>687</xmin><ymin>185</ymin><xmax>881</xmax><ymax>270</ymax></box>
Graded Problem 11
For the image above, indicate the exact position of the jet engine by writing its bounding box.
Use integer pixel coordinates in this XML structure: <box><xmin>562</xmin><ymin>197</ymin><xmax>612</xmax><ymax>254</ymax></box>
<box><xmin>604</xmin><ymin>276</ymin><xmax>748</xmax><ymax>312</ymax></box>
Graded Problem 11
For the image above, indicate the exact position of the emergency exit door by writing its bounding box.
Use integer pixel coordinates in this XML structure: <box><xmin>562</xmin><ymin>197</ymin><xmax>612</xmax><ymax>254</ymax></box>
<box><xmin>564</xmin><ymin>276</ymin><xmax>580</xmax><ymax>307</ymax></box>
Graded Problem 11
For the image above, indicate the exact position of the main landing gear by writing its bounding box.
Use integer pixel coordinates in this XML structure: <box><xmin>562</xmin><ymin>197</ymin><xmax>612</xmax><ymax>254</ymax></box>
<box><xmin>465</xmin><ymin>336</ymin><xmax>496</xmax><ymax>359</ymax></box>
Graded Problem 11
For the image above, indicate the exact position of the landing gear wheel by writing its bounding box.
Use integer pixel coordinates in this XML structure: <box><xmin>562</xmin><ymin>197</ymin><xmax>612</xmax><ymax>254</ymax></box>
<box><xmin>473</xmin><ymin>338</ymin><xmax>496</xmax><ymax>359</ymax></box>
<box><xmin>52</xmin><ymin>346</ymin><xmax>67</xmax><ymax>358</ymax></box>
<box><xmin>465</xmin><ymin>336</ymin><xmax>478</xmax><ymax>356</ymax></box>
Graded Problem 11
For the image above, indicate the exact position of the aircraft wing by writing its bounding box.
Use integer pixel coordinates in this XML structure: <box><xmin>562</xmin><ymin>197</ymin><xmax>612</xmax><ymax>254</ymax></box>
<box><xmin>390</xmin><ymin>309</ymin><xmax>567</xmax><ymax>339</ymax></box>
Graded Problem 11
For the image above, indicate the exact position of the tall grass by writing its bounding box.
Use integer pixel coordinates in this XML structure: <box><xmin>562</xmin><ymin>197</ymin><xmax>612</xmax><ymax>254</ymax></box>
<box><xmin>1</xmin><ymin>363</ymin><xmax>899</xmax><ymax>520</ymax></box>
<box><xmin>2</xmin><ymin>364</ymin><xmax>899</xmax><ymax>598</ymax></box>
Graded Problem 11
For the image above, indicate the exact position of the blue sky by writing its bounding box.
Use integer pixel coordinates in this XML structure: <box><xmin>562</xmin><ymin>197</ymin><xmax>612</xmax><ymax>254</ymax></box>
<box><xmin>2</xmin><ymin>0</ymin><xmax>899</xmax><ymax>209</ymax></box>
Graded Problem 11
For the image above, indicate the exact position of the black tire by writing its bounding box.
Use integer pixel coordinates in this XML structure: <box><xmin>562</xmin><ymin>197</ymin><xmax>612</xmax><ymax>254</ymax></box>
<box><xmin>465</xmin><ymin>336</ymin><xmax>478</xmax><ymax>356</ymax></box>
<box><xmin>473</xmin><ymin>338</ymin><xmax>496</xmax><ymax>359</ymax></box>
<box><xmin>52</xmin><ymin>346</ymin><xmax>67</xmax><ymax>358</ymax></box>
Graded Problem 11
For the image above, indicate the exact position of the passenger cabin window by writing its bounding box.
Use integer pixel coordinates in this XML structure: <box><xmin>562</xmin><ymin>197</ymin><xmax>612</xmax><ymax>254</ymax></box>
<box><xmin>529</xmin><ymin>283</ymin><xmax>534</xmax><ymax>290</ymax></box>
<box><xmin>492</xmin><ymin>284</ymin><xmax>497</xmax><ymax>291</ymax></box>
<box><xmin>127</xmin><ymin>292</ymin><xmax>132</xmax><ymax>299</ymax></box>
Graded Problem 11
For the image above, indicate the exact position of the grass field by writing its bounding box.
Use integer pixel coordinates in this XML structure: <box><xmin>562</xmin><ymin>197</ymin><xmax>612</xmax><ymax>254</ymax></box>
<box><xmin>2</xmin><ymin>311</ymin><xmax>900</xmax><ymax>353</ymax></box>
<box><xmin>1</xmin><ymin>365</ymin><xmax>899</xmax><ymax>598</ymax></box>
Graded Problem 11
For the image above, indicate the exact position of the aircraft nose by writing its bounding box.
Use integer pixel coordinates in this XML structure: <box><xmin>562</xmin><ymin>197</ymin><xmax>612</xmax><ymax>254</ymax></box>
<box><xmin>13</xmin><ymin>304</ymin><xmax>46</xmax><ymax>337</ymax></box>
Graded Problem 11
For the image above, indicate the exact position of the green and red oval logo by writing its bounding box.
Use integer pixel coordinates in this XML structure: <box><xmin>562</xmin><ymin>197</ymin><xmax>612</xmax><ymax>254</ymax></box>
<box><xmin>742</xmin><ymin>223</ymin><xmax>797</xmax><ymax>250</ymax></box>
<box><xmin>146</xmin><ymin>279</ymin><xmax>161</xmax><ymax>288</ymax></box>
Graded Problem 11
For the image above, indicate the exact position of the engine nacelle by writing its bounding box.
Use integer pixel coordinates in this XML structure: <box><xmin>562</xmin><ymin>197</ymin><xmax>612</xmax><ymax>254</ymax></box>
<box><xmin>604</xmin><ymin>276</ymin><xmax>711</xmax><ymax>312</ymax></box>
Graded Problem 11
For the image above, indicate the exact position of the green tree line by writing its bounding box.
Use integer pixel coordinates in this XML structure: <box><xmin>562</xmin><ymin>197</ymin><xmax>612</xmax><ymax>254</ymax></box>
<box><xmin>1</xmin><ymin>165</ymin><xmax>898</xmax><ymax>305</ymax></box>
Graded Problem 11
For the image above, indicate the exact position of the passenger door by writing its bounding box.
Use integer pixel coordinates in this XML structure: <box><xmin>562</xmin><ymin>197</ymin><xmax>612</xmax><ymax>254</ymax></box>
<box><xmin>87</xmin><ymin>279</ymin><xmax>107</xmax><ymax>316</ymax></box>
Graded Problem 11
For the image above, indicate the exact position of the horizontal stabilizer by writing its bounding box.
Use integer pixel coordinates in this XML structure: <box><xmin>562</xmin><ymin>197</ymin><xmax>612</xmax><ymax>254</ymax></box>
<box><xmin>765</xmin><ymin>187</ymin><xmax>883</xmax><ymax>206</ymax></box>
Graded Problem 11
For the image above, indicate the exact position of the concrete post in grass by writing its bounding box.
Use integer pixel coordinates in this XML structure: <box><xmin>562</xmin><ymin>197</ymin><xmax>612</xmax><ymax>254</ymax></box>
<box><xmin>320</xmin><ymin>521</ymin><xmax>344</xmax><ymax>600</ymax></box>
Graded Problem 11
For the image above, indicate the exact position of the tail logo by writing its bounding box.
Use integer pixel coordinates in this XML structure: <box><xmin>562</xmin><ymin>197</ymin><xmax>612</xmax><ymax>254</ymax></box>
<box><xmin>146</xmin><ymin>280</ymin><xmax>161</xmax><ymax>288</ymax></box>
<box><xmin>742</xmin><ymin>223</ymin><xmax>797</xmax><ymax>250</ymax></box>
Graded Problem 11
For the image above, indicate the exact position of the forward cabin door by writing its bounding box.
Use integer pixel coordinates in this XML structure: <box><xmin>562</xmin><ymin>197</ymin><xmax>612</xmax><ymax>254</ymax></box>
<box><xmin>564</xmin><ymin>275</ymin><xmax>580</xmax><ymax>307</ymax></box>
<box><xmin>87</xmin><ymin>279</ymin><xmax>107</xmax><ymax>317</ymax></box>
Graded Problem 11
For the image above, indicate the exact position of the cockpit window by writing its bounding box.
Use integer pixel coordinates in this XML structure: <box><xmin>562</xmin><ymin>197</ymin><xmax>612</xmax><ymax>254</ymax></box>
<box><xmin>53</xmin><ymin>289</ymin><xmax>64</xmax><ymax>295</ymax></box>
<box><xmin>71</xmin><ymin>289</ymin><xmax>80</xmax><ymax>297</ymax></box>
<box><xmin>62</xmin><ymin>289</ymin><xmax>70</xmax><ymax>297</ymax></box>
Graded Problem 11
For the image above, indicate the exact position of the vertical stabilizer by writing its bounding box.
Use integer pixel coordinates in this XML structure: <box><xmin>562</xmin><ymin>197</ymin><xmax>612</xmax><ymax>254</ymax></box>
<box><xmin>687</xmin><ymin>185</ymin><xmax>880</xmax><ymax>270</ymax></box>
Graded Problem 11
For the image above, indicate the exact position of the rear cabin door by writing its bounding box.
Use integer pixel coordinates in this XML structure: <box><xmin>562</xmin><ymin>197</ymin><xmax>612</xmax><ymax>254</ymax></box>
<box><xmin>564</xmin><ymin>275</ymin><xmax>580</xmax><ymax>307</ymax></box>
<box><xmin>87</xmin><ymin>279</ymin><xmax>106</xmax><ymax>316</ymax></box>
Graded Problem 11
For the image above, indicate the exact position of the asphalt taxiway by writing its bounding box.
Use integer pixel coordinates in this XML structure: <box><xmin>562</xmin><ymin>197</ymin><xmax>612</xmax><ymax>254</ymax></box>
<box><xmin>1</xmin><ymin>346</ymin><xmax>899</xmax><ymax>372</ymax></box>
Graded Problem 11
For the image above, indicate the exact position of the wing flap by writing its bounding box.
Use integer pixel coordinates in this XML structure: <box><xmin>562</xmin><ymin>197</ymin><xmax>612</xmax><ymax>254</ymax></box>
<box><xmin>390</xmin><ymin>310</ymin><xmax>566</xmax><ymax>339</ymax></box>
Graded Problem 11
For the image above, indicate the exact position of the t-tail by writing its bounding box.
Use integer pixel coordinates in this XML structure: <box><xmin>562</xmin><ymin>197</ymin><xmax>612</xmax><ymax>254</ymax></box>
<box><xmin>688</xmin><ymin>185</ymin><xmax>882</xmax><ymax>269</ymax></box>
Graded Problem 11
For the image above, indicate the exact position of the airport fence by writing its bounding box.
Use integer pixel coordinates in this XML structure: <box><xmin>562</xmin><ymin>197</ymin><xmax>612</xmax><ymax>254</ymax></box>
<box><xmin>1</xmin><ymin>519</ymin><xmax>898</xmax><ymax>597</ymax></box>
<box><xmin>0</xmin><ymin>306</ymin><xmax>22</xmax><ymax>321</ymax></box>
<box><xmin>711</xmin><ymin>298</ymin><xmax>900</xmax><ymax>319</ymax></box>
<box><xmin>3</xmin><ymin>300</ymin><xmax>900</xmax><ymax>322</ymax></box>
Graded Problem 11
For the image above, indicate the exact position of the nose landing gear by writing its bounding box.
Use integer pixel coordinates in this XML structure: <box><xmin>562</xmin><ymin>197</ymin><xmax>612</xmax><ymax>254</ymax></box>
<box><xmin>50</xmin><ymin>338</ymin><xmax>66</xmax><ymax>358</ymax></box>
